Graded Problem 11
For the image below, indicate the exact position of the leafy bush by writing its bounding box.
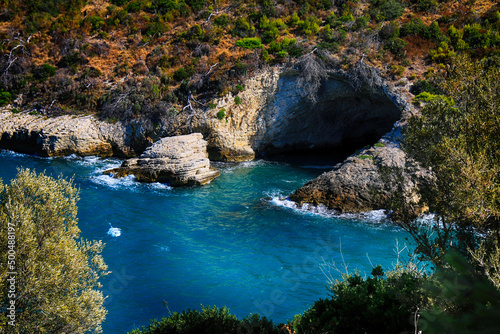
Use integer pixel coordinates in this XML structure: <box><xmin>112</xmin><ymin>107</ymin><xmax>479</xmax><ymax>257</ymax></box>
<box><xmin>429</xmin><ymin>41</ymin><xmax>455</xmax><ymax>64</ymax></box>
<box><xmin>232</xmin><ymin>17</ymin><xmax>255</xmax><ymax>37</ymax></box>
<box><xmin>379</xmin><ymin>21</ymin><xmax>400</xmax><ymax>40</ymax></box>
<box><xmin>83</xmin><ymin>15</ymin><xmax>106</xmax><ymax>32</ymax></box>
<box><xmin>411</xmin><ymin>0</ymin><xmax>437</xmax><ymax>12</ymax></box>
<box><xmin>400</xmin><ymin>17</ymin><xmax>426</xmax><ymax>37</ymax></box>
<box><xmin>216</xmin><ymin>108</ymin><xmax>226</xmax><ymax>120</ymax></box>
<box><xmin>298</xmin><ymin>15</ymin><xmax>320</xmax><ymax>36</ymax></box>
<box><xmin>214</xmin><ymin>14</ymin><xmax>230</xmax><ymax>28</ymax></box>
<box><xmin>145</xmin><ymin>21</ymin><xmax>167</xmax><ymax>36</ymax></box>
<box><xmin>185</xmin><ymin>0</ymin><xmax>206</xmax><ymax>12</ymax></box>
<box><xmin>293</xmin><ymin>266</ymin><xmax>428</xmax><ymax>334</ymax></box>
<box><xmin>0</xmin><ymin>89</ymin><xmax>12</xmax><ymax>106</ymax></box>
<box><xmin>235</xmin><ymin>37</ymin><xmax>262</xmax><ymax>49</ymax></box>
<box><xmin>234</xmin><ymin>96</ymin><xmax>241</xmax><ymax>104</ymax></box>
<box><xmin>128</xmin><ymin>305</ymin><xmax>286</xmax><ymax>334</ymax></box>
<box><xmin>463</xmin><ymin>23</ymin><xmax>489</xmax><ymax>48</ymax></box>
<box><xmin>385</xmin><ymin>37</ymin><xmax>407</xmax><ymax>59</ymax></box>
<box><xmin>370</xmin><ymin>0</ymin><xmax>405</xmax><ymax>22</ymax></box>
<box><xmin>410</xmin><ymin>79</ymin><xmax>440</xmax><ymax>95</ymax></box>
<box><xmin>173</xmin><ymin>66</ymin><xmax>193</xmax><ymax>81</ymax></box>
<box><xmin>32</xmin><ymin>63</ymin><xmax>57</xmax><ymax>81</ymax></box>
<box><xmin>0</xmin><ymin>169</ymin><xmax>108</xmax><ymax>333</ymax></box>
<box><xmin>111</xmin><ymin>0</ymin><xmax>129</xmax><ymax>5</ymax></box>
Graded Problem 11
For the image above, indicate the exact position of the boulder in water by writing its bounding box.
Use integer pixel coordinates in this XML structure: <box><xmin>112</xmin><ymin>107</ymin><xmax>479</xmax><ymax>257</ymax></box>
<box><xmin>104</xmin><ymin>133</ymin><xmax>220</xmax><ymax>186</ymax></box>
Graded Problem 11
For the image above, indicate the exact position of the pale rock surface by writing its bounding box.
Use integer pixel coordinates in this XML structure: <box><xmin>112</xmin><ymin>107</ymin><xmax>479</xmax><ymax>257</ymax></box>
<box><xmin>0</xmin><ymin>111</ymin><xmax>148</xmax><ymax>157</ymax></box>
<box><xmin>103</xmin><ymin>133</ymin><xmax>220</xmax><ymax>186</ymax></box>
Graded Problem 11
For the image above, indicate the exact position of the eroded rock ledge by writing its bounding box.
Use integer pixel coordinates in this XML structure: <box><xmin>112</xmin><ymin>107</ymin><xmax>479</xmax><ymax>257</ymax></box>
<box><xmin>103</xmin><ymin>133</ymin><xmax>220</xmax><ymax>186</ymax></box>
<box><xmin>0</xmin><ymin>112</ymin><xmax>148</xmax><ymax>157</ymax></box>
<box><xmin>288</xmin><ymin>124</ymin><xmax>430</xmax><ymax>213</ymax></box>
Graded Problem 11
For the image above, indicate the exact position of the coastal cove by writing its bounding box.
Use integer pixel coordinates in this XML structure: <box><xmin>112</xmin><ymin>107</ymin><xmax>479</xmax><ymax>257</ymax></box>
<box><xmin>0</xmin><ymin>149</ymin><xmax>411</xmax><ymax>333</ymax></box>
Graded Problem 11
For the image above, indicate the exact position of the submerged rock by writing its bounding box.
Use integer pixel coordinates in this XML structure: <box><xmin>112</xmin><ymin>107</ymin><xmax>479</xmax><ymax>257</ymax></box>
<box><xmin>103</xmin><ymin>133</ymin><xmax>220</xmax><ymax>186</ymax></box>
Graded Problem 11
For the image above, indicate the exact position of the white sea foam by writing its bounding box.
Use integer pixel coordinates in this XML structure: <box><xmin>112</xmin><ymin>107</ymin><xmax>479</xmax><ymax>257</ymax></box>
<box><xmin>0</xmin><ymin>149</ymin><xmax>29</xmax><ymax>158</ymax></box>
<box><xmin>107</xmin><ymin>226</ymin><xmax>122</xmax><ymax>237</ymax></box>
<box><xmin>155</xmin><ymin>245</ymin><xmax>171</xmax><ymax>252</ymax></box>
<box><xmin>91</xmin><ymin>174</ymin><xmax>138</xmax><ymax>189</ymax></box>
<box><xmin>215</xmin><ymin>159</ymin><xmax>273</xmax><ymax>174</ymax></box>
<box><xmin>269</xmin><ymin>192</ymin><xmax>390</xmax><ymax>223</ymax></box>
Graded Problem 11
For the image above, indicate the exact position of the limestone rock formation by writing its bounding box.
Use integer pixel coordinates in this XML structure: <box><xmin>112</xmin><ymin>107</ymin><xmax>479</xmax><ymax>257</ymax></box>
<box><xmin>193</xmin><ymin>68</ymin><xmax>404</xmax><ymax>162</ymax></box>
<box><xmin>0</xmin><ymin>111</ymin><xmax>148</xmax><ymax>157</ymax></box>
<box><xmin>103</xmin><ymin>133</ymin><xmax>220</xmax><ymax>186</ymax></box>
<box><xmin>289</xmin><ymin>124</ymin><xmax>429</xmax><ymax>213</ymax></box>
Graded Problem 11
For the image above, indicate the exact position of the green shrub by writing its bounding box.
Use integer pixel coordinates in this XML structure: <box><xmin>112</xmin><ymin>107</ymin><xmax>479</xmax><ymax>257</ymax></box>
<box><xmin>145</xmin><ymin>21</ymin><xmax>167</xmax><ymax>36</ymax></box>
<box><xmin>128</xmin><ymin>305</ymin><xmax>285</xmax><ymax>334</ymax></box>
<box><xmin>412</xmin><ymin>0</ymin><xmax>437</xmax><ymax>12</ymax></box>
<box><xmin>33</xmin><ymin>63</ymin><xmax>57</xmax><ymax>81</ymax></box>
<box><xmin>234</xmin><ymin>96</ymin><xmax>241</xmax><ymax>104</ymax></box>
<box><xmin>83</xmin><ymin>15</ymin><xmax>106</xmax><ymax>31</ymax></box>
<box><xmin>429</xmin><ymin>41</ymin><xmax>455</xmax><ymax>64</ymax></box>
<box><xmin>217</xmin><ymin>108</ymin><xmax>226</xmax><ymax>120</ymax></box>
<box><xmin>354</xmin><ymin>16</ymin><xmax>368</xmax><ymax>31</ymax></box>
<box><xmin>214</xmin><ymin>14</ymin><xmax>230</xmax><ymax>28</ymax></box>
<box><xmin>379</xmin><ymin>21</ymin><xmax>400</xmax><ymax>40</ymax></box>
<box><xmin>293</xmin><ymin>266</ymin><xmax>428</xmax><ymax>334</ymax></box>
<box><xmin>185</xmin><ymin>0</ymin><xmax>206</xmax><ymax>11</ymax></box>
<box><xmin>410</xmin><ymin>79</ymin><xmax>439</xmax><ymax>95</ymax></box>
<box><xmin>414</xmin><ymin>92</ymin><xmax>454</xmax><ymax>105</ymax></box>
<box><xmin>173</xmin><ymin>67</ymin><xmax>192</xmax><ymax>81</ymax></box>
<box><xmin>126</xmin><ymin>0</ymin><xmax>143</xmax><ymax>12</ymax></box>
<box><xmin>235</xmin><ymin>84</ymin><xmax>243</xmax><ymax>92</ymax></box>
<box><xmin>232</xmin><ymin>17</ymin><xmax>255</xmax><ymax>37</ymax></box>
<box><xmin>0</xmin><ymin>90</ymin><xmax>12</xmax><ymax>106</ymax></box>
<box><xmin>400</xmin><ymin>17</ymin><xmax>426</xmax><ymax>37</ymax></box>
<box><xmin>298</xmin><ymin>15</ymin><xmax>320</xmax><ymax>36</ymax></box>
<box><xmin>111</xmin><ymin>0</ymin><xmax>129</xmax><ymax>5</ymax></box>
<box><xmin>235</xmin><ymin>37</ymin><xmax>262</xmax><ymax>49</ymax></box>
<box><xmin>425</xmin><ymin>21</ymin><xmax>441</xmax><ymax>40</ymax></box>
<box><xmin>370</xmin><ymin>0</ymin><xmax>405</xmax><ymax>22</ymax></box>
<box><xmin>463</xmin><ymin>23</ymin><xmax>489</xmax><ymax>48</ymax></box>
<box><xmin>385</xmin><ymin>37</ymin><xmax>407</xmax><ymax>59</ymax></box>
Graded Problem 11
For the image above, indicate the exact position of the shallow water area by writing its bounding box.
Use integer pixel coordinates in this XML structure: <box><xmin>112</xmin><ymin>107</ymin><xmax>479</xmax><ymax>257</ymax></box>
<box><xmin>0</xmin><ymin>149</ymin><xmax>411</xmax><ymax>333</ymax></box>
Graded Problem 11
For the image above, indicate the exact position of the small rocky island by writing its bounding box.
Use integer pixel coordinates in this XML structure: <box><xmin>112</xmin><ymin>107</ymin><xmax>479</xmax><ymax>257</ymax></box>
<box><xmin>103</xmin><ymin>133</ymin><xmax>220</xmax><ymax>186</ymax></box>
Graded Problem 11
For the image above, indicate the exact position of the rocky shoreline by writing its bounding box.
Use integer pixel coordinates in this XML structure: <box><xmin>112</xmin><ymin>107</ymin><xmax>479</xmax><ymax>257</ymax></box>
<box><xmin>0</xmin><ymin>65</ymin><xmax>422</xmax><ymax>208</ymax></box>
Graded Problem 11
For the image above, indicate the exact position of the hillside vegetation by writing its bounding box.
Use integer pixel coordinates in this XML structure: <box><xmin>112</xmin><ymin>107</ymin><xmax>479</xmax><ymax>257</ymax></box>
<box><xmin>1</xmin><ymin>0</ymin><xmax>499</xmax><ymax>127</ymax></box>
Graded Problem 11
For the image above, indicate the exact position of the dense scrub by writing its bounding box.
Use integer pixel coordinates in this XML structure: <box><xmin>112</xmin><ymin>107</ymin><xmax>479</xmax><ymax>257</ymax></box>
<box><xmin>1</xmin><ymin>0</ymin><xmax>499</xmax><ymax>126</ymax></box>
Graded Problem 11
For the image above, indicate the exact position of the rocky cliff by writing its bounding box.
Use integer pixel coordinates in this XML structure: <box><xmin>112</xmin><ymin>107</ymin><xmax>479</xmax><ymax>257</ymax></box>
<box><xmin>0</xmin><ymin>111</ymin><xmax>149</xmax><ymax>157</ymax></box>
<box><xmin>193</xmin><ymin>66</ymin><xmax>405</xmax><ymax>162</ymax></box>
<box><xmin>0</xmin><ymin>63</ymin><xmax>421</xmax><ymax>210</ymax></box>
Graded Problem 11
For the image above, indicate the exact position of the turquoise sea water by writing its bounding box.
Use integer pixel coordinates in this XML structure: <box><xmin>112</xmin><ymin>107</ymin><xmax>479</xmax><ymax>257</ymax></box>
<box><xmin>0</xmin><ymin>149</ymin><xmax>411</xmax><ymax>333</ymax></box>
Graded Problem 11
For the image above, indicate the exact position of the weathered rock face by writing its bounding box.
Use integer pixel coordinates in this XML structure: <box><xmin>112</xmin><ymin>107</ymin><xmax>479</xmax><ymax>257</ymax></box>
<box><xmin>103</xmin><ymin>133</ymin><xmax>220</xmax><ymax>186</ymax></box>
<box><xmin>0</xmin><ymin>112</ymin><xmax>149</xmax><ymax>157</ymax></box>
<box><xmin>289</xmin><ymin>124</ymin><xmax>429</xmax><ymax>213</ymax></box>
<box><xmin>194</xmin><ymin>68</ymin><xmax>403</xmax><ymax>161</ymax></box>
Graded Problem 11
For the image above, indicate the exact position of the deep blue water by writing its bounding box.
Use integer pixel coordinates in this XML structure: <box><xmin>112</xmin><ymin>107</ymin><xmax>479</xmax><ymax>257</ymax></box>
<box><xmin>0</xmin><ymin>149</ymin><xmax>411</xmax><ymax>333</ymax></box>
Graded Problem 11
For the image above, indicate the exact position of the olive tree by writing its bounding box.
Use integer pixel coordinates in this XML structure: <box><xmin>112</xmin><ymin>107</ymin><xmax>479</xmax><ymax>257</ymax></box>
<box><xmin>0</xmin><ymin>169</ymin><xmax>108</xmax><ymax>333</ymax></box>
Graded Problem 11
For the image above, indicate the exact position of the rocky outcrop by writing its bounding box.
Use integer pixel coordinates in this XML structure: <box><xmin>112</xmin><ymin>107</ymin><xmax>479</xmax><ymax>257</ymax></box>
<box><xmin>0</xmin><ymin>111</ymin><xmax>149</xmax><ymax>157</ymax></box>
<box><xmin>193</xmin><ymin>67</ymin><xmax>405</xmax><ymax>162</ymax></box>
<box><xmin>103</xmin><ymin>133</ymin><xmax>220</xmax><ymax>186</ymax></box>
<box><xmin>289</xmin><ymin>123</ymin><xmax>430</xmax><ymax>213</ymax></box>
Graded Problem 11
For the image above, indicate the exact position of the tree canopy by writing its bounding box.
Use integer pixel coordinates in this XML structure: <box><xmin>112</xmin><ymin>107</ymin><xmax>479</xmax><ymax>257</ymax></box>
<box><xmin>0</xmin><ymin>169</ymin><xmax>108</xmax><ymax>333</ymax></box>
